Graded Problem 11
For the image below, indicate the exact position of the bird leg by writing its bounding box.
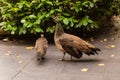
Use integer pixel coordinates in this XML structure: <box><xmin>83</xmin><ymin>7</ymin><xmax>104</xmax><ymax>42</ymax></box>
<box><xmin>61</xmin><ymin>52</ymin><xmax>66</xmax><ymax>61</ymax></box>
<box><xmin>41</xmin><ymin>57</ymin><xmax>45</xmax><ymax>60</ymax></box>
<box><xmin>60</xmin><ymin>53</ymin><xmax>73</xmax><ymax>61</ymax></box>
<box><xmin>65</xmin><ymin>56</ymin><xmax>73</xmax><ymax>61</ymax></box>
<box><xmin>70</xmin><ymin>56</ymin><xmax>73</xmax><ymax>61</ymax></box>
<box><xmin>59</xmin><ymin>52</ymin><xmax>66</xmax><ymax>61</ymax></box>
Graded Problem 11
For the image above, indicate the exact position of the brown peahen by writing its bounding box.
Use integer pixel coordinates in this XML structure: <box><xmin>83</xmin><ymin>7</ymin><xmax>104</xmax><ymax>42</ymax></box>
<box><xmin>35</xmin><ymin>34</ymin><xmax>48</xmax><ymax>61</ymax></box>
<box><xmin>54</xmin><ymin>14</ymin><xmax>101</xmax><ymax>61</ymax></box>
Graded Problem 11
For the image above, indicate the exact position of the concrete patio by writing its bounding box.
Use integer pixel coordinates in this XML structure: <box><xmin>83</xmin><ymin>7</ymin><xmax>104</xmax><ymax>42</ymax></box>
<box><xmin>0</xmin><ymin>27</ymin><xmax>120</xmax><ymax>80</ymax></box>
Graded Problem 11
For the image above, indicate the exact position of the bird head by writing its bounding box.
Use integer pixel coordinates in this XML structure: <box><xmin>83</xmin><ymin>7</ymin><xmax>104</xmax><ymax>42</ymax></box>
<box><xmin>54</xmin><ymin>13</ymin><xmax>64</xmax><ymax>37</ymax></box>
<box><xmin>54</xmin><ymin>13</ymin><xmax>61</xmax><ymax>23</ymax></box>
<box><xmin>40</xmin><ymin>34</ymin><xmax>44</xmax><ymax>38</ymax></box>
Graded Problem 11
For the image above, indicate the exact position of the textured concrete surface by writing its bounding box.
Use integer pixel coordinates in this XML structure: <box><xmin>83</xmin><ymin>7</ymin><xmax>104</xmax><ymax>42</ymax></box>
<box><xmin>0</xmin><ymin>28</ymin><xmax>120</xmax><ymax>80</ymax></box>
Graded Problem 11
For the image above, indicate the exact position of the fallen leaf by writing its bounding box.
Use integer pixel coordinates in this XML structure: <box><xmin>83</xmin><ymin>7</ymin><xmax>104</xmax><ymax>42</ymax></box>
<box><xmin>105</xmin><ymin>45</ymin><xmax>116</xmax><ymax>49</ymax></box>
<box><xmin>26</xmin><ymin>46</ymin><xmax>34</xmax><ymax>50</ymax></box>
<box><xmin>100</xmin><ymin>40</ymin><xmax>104</xmax><ymax>43</ymax></box>
<box><xmin>16</xmin><ymin>54</ymin><xmax>20</xmax><ymax>58</ymax></box>
<box><xmin>105</xmin><ymin>46</ymin><xmax>110</xmax><ymax>49</ymax></box>
<box><xmin>3</xmin><ymin>37</ymin><xmax>9</xmax><ymax>42</ymax></box>
<box><xmin>5</xmin><ymin>53</ymin><xmax>11</xmax><ymax>56</ymax></box>
<box><xmin>18</xmin><ymin>61</ymin><xmax>23</xmax><ymax>64</ymax></box>
<box><xmin>110</xmin><ymin>54</ymin><xmax>115</xmax><ymax>57</ymax></box>
<box><xmin>5</xmin><ymin>51</ymin><xmax>12</xmax><ymax>56</ymax></box>
<box><xmin>111</xmin><ymin>38</ymin><xmax>115</xmax><ymax>40</ymax></box>
<box><xmin>110</xmin><ymin>45</ymin><xmax>116</xmax><ymax>48</ymax></box>
<box><xmin>81</xmin><ymin>68</ymin><xmax>88</xmax><ymax>72</ymax></box>
<box><xmin>103</xmin><ymin>38</ymin><xmax>107</xmax><ymax>42</ymax></box>
<box><xmin>98</xmin><ymin>64</ymin><xmax>105</xmax><ymax>67</ymax></box>
<box><xmin>16</xmin><ymin>55</ymin><xmax>20</xmax><ymax>58</ymax></box>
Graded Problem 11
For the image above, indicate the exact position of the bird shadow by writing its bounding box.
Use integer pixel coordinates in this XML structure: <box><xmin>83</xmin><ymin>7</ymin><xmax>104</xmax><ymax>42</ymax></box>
<box><xmin>65</xmin><ymin>58</ymin><xmax>102</xmax><ymax>63</ymax></box>
<box><xmin>36</xmin><ymin>59</ymin><xmax>46</xmax><ymax>65</ymax></box>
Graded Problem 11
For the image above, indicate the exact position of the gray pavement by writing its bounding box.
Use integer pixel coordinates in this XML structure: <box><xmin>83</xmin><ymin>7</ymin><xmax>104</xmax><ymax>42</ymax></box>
<box><xmin>0</xmin><ymin>28</ymin><xmax>120</xmax><ymax>80</ymax></box>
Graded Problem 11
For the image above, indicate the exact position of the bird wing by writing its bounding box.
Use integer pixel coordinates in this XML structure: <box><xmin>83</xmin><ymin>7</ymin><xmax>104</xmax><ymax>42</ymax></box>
<box><xmin>35</xmin><ymin>38</ymin><xmax>48</xmax><ymax>53</ymax></box>
<box><xmin>59</xmin><ymin>36</ymin><xmax>83</xmax><ymax>58</ymax></box>
<box><xmin>60</xmin><ymin>33</ymin><xmax>100</xmax><ymax>56</ymax></box>
<box><xmin>42</xmin><ymin>38</ymin><xmax>48</xmax><ymax>48</ymax></box>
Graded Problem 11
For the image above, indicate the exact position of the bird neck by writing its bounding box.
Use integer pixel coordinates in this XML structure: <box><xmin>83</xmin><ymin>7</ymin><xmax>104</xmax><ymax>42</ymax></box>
<box><xmin>55</xmin><ymin>22</ymin><xmax>64</xmax><ymax>37</ymax></box>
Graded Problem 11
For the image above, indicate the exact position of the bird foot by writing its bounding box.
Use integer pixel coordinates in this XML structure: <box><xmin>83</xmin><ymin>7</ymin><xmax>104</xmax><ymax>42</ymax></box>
<box><xmin>41</xmin><ymin>57</ymin><xmax>45</xmax><ymax>60</ymax></box>
<box><xmin>58</xmin><ymin>59</ymin><xmax>73</xmax><ymax>61</ymax></box>
<box><xmin>66</xmin><ymin>59</ymin><xmax>73</xmax><ymax>61</ymax></box>
<box><xmin>37</xmin><ymin>59</ymin><xmax>40</xmax><ymax>61</ymax></box>
<box><xmin>37</xmin><ymin>57</ymin><xmax>45</xmax><ymax>61</ymax></box>
<box><xmin>58</xmin><ymin>58</ymin><xmax>66</xmax><ymax>61</ymax></box>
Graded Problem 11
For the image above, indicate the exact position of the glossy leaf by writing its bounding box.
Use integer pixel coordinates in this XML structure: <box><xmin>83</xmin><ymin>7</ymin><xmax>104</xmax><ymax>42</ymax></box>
<box><xmin>0</xmin><ymin>0</ymin><xmax>119</xmax><ymax>35</ymax></box>
<box><xmin>34</xmin><ymin>27</ymin><xmax>43</xmax><ymax>32</ymax></box>
<box><xmin>63</xmin><ymin>18</ymin><xmax>69</xmax><ymax>25</ymax></box>
<box><xmin>46</xmin><ymin>1</ymin><xmax>53</xmax><ymax>5</ymax></box>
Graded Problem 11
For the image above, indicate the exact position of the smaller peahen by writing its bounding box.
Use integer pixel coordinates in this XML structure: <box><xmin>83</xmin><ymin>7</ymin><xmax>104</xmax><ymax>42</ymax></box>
<box><xmin>54</xmin><ymin>14</ymin><xmax>101</xmax><ymax>61</ymax></box>
<box><xmin>35</xmin><ymin>34</ymin><xmax>48</xmax><ymax>61</ymax></box>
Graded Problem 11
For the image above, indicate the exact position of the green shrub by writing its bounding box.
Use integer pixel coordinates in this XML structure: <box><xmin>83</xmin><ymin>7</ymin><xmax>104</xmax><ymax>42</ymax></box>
<box><xmin>0</xmin><ymin>0</ymin><xmax>119</xmax><ymax>35</ymax></box>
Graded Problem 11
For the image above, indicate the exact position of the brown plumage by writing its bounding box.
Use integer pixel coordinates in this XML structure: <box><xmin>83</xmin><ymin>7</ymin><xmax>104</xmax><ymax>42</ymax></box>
<box><xmin>54</xmin><ymin>14</ymin><xmax>101</xmax><ymax>61</ymax></box>
<box><xmin>35</xmin><ymin>34</ymin><xmax>48</xmax><ymax>61</ymax></box>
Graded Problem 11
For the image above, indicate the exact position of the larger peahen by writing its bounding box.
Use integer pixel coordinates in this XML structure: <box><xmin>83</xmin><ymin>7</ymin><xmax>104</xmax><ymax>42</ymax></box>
<box><xmin>54</xmin><ymin>14</ymin><xmax>101</xmax><ymax>61</ymax></box>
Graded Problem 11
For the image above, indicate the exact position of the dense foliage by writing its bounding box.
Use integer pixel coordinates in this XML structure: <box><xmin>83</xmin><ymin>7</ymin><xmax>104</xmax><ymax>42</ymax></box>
<box><xmin>0</xmin><ymin>0</ymin><xmax>120</xmax><ymax>35</ymax></box>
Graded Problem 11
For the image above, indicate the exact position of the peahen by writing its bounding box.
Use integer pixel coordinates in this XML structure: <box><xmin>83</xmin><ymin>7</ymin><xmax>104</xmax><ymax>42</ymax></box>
<box><xmin>54</xmin><ymin>14</ymin><xmax>101</xmax><ymax>61</ymax></box>
<box><xmin>35</xmin><ymin>34</ymin><xmax>48</xmax><ymax>61</ymax></box>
